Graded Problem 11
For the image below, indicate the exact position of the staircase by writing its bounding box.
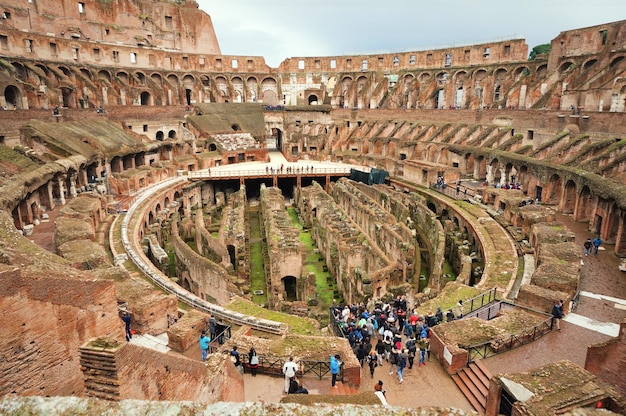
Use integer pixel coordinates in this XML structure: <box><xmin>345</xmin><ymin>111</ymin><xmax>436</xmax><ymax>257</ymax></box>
<box><xmin>329</xmin><ymin>381</ymin><xmax>360</xmax><ymax>396</ymax></box>
<box><xmin>451</xmin><ymin>359</ymin><xmax>492</xmax><ymax>414</ymax></box>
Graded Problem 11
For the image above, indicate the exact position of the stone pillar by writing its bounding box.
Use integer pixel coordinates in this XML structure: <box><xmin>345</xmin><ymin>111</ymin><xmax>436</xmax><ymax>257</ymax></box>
<box><xmin>486</xmin><ymin>165</ymin><xmax>494</xmax><ymax>185</ymax></box>
<box><xmin>58</xmin><ymin>176</ymin><xmax>67</xmax><ymax>205</ymax></box>
<box><xmin>120</xmin><ymin>90</ymin><xmax>126</xmax><ymax>105</ymax></box>
<box><xmin>102</xmin><ymin>87</ymin><xmax>108</xmax><ymax>106</ymax></box>
<box><xmin>68</xmin><ymin>173</ymin><xmax>78</xmax><ymax>198</ymax></box>
<box><xmin>499</xmin><ymin>168</ymin><xmax>506</xmax><ymax>186</ymax></box>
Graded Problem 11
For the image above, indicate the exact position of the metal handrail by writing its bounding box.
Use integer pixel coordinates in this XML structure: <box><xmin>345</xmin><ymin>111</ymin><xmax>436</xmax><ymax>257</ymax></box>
<box><xmin>237</xmin><ymin>355</ymin><xmax>344</xmax><ymax>382</ymax></box>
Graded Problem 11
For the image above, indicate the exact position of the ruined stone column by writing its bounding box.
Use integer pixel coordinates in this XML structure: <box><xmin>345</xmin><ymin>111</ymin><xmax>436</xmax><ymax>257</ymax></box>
<box><xmin>69</xmin><ymin>173</ymin><xmax>78</xmax><ymax>198</ymax></box>
<box><xmin>58</xmin><ymin>176</ymin><xmax>67</xmax><ymax>205</ymax></box>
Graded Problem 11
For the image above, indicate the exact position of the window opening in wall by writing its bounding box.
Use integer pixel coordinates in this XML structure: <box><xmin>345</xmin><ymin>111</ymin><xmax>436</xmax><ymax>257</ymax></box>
<box><xmin>72</xmin><ymin>47</ymin><xmax>79</xmax><ymax>60</ymax></box>
<box><xmin>25</xmin><ymin>39</ymin><xmax>33</xmax><ymax>53</ymax></box>
<box><xmin>143</xmin><ymin>124</ymin><xmax>148</xmax><ymax>132</ymax></box>
<box><xmin>130</xmin><ymin>52</ymin><xmax>137</xmax><ymax>63</ymax></box>
<box><xmin>464</xmin><ymin>49</ymin><xmax>470</xmax><ymax>60</ymax></box>
<box><xmin>452</xmin><ymin>162</ymin><xmax>459</xmax><ymax>168</ymax></box>
<box><xmin>148</xmin><ymin>54</ymin><xmax>155</xmax><ymax>66</ymax></box>
<box><xmin>346</xmin><ymin>58</ymin><xmax>352</xmax><ymax>67</ymax></box>
<box><xmin>361</xmin><ymin>59</ymin><xmax>368</xmax><ymax>71</ymax></box>
<box><xmin>298</xmin><ymin>59</ymin><xmax>305</xmax><ymax>69</ymax></box>
<box><xmin>357</xmin><ymin>121</ymin><xmax>362</xmax><ymax>127</ymax></box>
<box><xmin>410</xmin><ymin>55</ymin><xmax>416</xmax><ymax>65</ymax></box>
<box><xmin>165</xmin><ymin>16</ymin><xmax>172</xmax><ymax>29</ymax></box>
<box><xmin>231</xmin><ymin>59</ymin><xmax>238</xmax><ymax>69</ymax></box>
<box><xmin>216</xmin><ymin>58</ymin><xmax>222</xmax><ymax>68</ymax></box>
<box><xmin>393</xmin><ymin>56</ymin><xmax>400</xmax><ymax>66</ymax></box>
<box><xmin>378</xmin><ymin>57</ymin><xmax>384</xmax><ymax>66</ymax></box>
<box><xmin>50</xmin><ymin>42</ymin><xmax>58</xmax><ymax>56</ymax></box>
<box><xmin>400</xmin><ymin>153</ymin><xmax>407</xmax><ymax>160</ymax></box>
<box><xmin>104</xmin><ymin>28</ymin><xmax>109</xmax><ymax>35</ymax></box>
<box><xmin>528</xmin><ymin>130</ymin><xmax>534</xmax><ymax>140</ymax></box>
<box><xmin>504</xmin><ymin>44</ymin><xmax>511</xmax><ymax>55</ymax></box>
<box><xmin>0</xmin><ymin>35</ymin><xmax>8</xmax><ymax>49</ymax></box>
<box><xmin>291</xmin><ymin>146</ymin><xmax>298</xmax><ymax>155</ymax></box>
<box><xmin>427</xmin><ymin>53</ymin><xmax>433</xmax><ymax>63</ymax></box>
<box><xmin>247</xmin><ymin>59</ymin><xmax>253</xmax><ymax>69</ymax></box>
<box><xmin>78</xmin><ymin>2</ymin><xmax>85</xmax><ymax>13</ymax></box>
<box><xmin>199</xmin><ymin>57</ymin><xmax>205</xmax><ymax>66</ymax></box>
<box><xmin>0</xmin><ymin>136</ymin><xmax>4</xmax><ymax>145</ymax></box>
<box><xmin>483</xmin><ymin>47</ymin><xmax>490</xmax><ymax>58</ymax></box>
<box><xmin>444</xmin><ymin>53</ymin><xmax>452</xmax><ymax>67</ymax></box>
<box><xmin>511</xmin><ymin>129</ymin><xmax>515</xmax><ymax>136</ymax></box>
<box><xmin>3</xmin><ymin>12</ymin><xmax>11</xmax><ymax>19</ymax></box>
<box><xmin>600</xmin><ymin>30</ymin><xmax>608</xmax><ymax>45</ymax></box>
<box><xmin>330</xmin><ymin>59</ymin><xmax>336</xmax><ymax>69</ymax></box>
<box><xmin>314</xmin><ymin>59</ymin><xmax>320</xmax><ymax>69</ymax></box>
<box><xmin>238</xmin><ymin>153</ymin><xmax>245</xmax><ymax>161</ymax></box>
<box><xmin>93</xmin><ymin>48</ymin><xmax>100</xmax><ymax>60</ymax></box>
<box><xmin>182</xmin><ymin>56</ymin><xmax>189</xmax><ymax>67</ymax></box>
<box><xmin>112</xmin><ymin>50</ymin><xmax>119</xmax><ymax>62</ymax></box>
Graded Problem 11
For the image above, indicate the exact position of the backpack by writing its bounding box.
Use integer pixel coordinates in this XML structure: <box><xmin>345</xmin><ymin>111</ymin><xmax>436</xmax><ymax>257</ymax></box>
<box><xmin>398</xmin><ymin>355</ymin><xmax>407</xmax><ymax>368</ymax></box>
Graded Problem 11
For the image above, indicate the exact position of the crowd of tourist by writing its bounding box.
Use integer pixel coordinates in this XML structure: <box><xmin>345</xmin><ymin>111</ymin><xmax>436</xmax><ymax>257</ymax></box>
<box><xmin>331</xmin><ymin>295</ymin><xmax>464</xmax><ymax>384</ymax></box>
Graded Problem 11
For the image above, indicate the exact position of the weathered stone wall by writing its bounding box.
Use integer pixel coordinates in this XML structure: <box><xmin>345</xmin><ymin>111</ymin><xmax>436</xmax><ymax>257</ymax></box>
<box><xmin>172</xmin><ymin>220</ymin><xmax>232</xmax><ymax>304</ymax></box>
<box><xmin>116</xmin><ymin>343</ymin><xmax>243</xmax><ymax>403</ymax></box>
<box><xmin>585</xmin><ymin>321</ymin><xmax>626</xmax><ymax>397</ymax></box>
<box><xmin>0</xmin><ymin>268</ymin><xmax>122</xmax><ymax>397</ymax></box>
<box><xmin>166</xmin><ymin>309</ymin><xmax>210</xmax><ymax>353</ymax></box>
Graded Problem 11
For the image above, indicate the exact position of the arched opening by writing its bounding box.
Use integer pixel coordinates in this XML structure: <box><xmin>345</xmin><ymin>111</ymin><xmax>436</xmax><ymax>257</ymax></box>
<box><xmin>156</xmin><ymin>131</ymin><xmax>164</xmax><ymax>141</ymax></box>
<box><xmin>308</xmin><ymin>94</ymin><xmax>318</xmax><ymax>105</ymax></box>
<box><xmin>562</xmin><ymin>180</ymin><xmax>577</xmax><ymax>214</ymax></box>
<box><xmin>3</xmin><ymin>85</ymin><xmax>21</xmax><ymax>109</ymax></box>
<box><xmin>140</xmin><ymin>91</ymin><xmax>151</xmax><ymax>106</ymax></box>
<box><xmin>168</xmin><ymin>130</ymin><xmax>177</xmax><ymax>139</ymax></box>
<box><xmin>282</xmin><ymin>276</ymin><xmax>297</xmax><ymax>301</ymax></box>
<box><xmin>227</xmin><ymin>244</ymin><xmax>236</xmax><ymax>270</ymax></box>
<box><xmin>185</xmin><ymin>88</ymin><xmax>192</xmax><ymax>105</ymax></box>
<box><xmin>208</xmin><ymin>143</ymin><xmax>217</xmax><ymax>151</ymax></box>
<box><xmin>61</xmin><ymin>87</ymin><xmax>74</xmax><ymax>108</ymax></box>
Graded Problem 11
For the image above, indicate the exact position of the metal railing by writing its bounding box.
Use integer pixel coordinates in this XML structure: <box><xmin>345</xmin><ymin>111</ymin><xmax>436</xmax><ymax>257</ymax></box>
<box><xmin>462</xmin><ymin>287</ymin><xmax>500</xmax><ymax>317</ymax></box>
<box><xmin>329</xmin><ymin>309</ymin><xmax>350</xmax><ymax>338</ymax></box>
<box><xmin>464</xmin><ymin>313</ymin><xmax>553</xmax><ymax>363</ymax></box>
<box><xmin>236</xmin><ymin>355</ymin><xmax>344</xmax><ymax>382</ymax></box>
<box><xmin>188</xmin><ymin>166</ymin><xmax>355</xmax><ymax>180</ymax></box>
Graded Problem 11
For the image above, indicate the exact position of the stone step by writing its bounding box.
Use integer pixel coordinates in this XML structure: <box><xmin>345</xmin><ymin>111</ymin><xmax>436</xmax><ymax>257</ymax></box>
<box><xmin>329</xmin><ymin>381</ymin><xmax>359</xmax><ymax>396</ymax></box>
<box><xmin>458</xmin><ymin>368</ymin><xmax>488</xmax><ymax>402</ymax></box>
<box><xmin>473</xmin><ymin>358</ymin><xmax>493</xmax><ymax>380</ymax></box>
<box><xmin>468</xmin><ymin>361</ymin><xmax>491</xmax><ymax>390</ymax></box>
<box><xmin>452</xmin><ymin>374</ymin><xmax>485</xmax><ymax>414</ymax></box>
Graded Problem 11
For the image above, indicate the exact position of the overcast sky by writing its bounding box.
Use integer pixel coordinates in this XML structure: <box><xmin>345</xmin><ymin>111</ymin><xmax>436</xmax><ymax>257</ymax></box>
<box><xmin>197</xmin><ymin>0</ymin><xmax>625</xmax><ymax>67</ymax></box>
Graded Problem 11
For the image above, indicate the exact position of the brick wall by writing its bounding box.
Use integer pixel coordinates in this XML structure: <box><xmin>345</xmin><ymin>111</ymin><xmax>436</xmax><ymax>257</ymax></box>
<box><xmin>585</xmin><ymin>321</ymin><xmax>626</xmax><ymax>397</ymax></box>
<box><xmin>428</xmin><ymin>329</ymin><xmax>469</xmax><ymax>375</ymax></box>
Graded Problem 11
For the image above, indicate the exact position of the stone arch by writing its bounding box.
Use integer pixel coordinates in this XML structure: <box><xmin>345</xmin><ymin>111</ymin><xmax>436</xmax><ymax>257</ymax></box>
<box><xmin>80</xmin><ymin>68</ymin><xmax>92</xmax><ymax>81</ymax></box>
<box><xmin>418</xmin><ymin>72</ymin><xmax>431</xmax><ymax>83</ymax></box>
<box><xmin>427</xmin><ymin>202</ymin><xmax>436</xmax><ymax>214</ymax></box>
<box><xmin>494</xmin><ymin>68</ymin><xmax>508</xmax><ymax>81</ymax></box>
<box><xmin>58</xmin><ymin>65</ymin><xmax>72</xmax><ymax>79</ymax></box>
<box><xmin>372</xmin><ymin>140</ymin><xmax>384</xmax><ymax>156</ymax></box>
<box><xmin>232</xmin><ymin>76</ymin><xmax>244</xmax><ymax>103</ymax></box>
<box><xmin>183</xmin><ymin>74</ymin><xmax>196</xmax><ymax>105</ymax></box>
<box><xmin>513</xmin><ymin>66</ymin><xmax>530</xmax><ymax>81</ymax></box>
<box><xmin>3</xmin><ymin>85</ymin><xmax>22</xmax><ymax>109</ymax></box>
<box><xmin>168</xmin><ymin>130</ymin><xmax>177</xmax><ymax>139</ymax></box>
<box><xmin>135</xmin><ymin>71</ymin><xmax>146</xmax><ymax>85</ymax></box>
<box><xmin>562</xmin><ymin>179</ymin><xmax>577</xmax><ymax>214</ymax></box>
<box><xmin>575</xmin><ymin>185</ymin><xmax>593</xmax><ymax>222</ymax></box>
<box><xmin>536</xmin><ymin>64</ymin><xmax>548</xmax><ymax>77</ymax></box>
<box><xmin>98</xmin><ymin>70</ymin><xmax>112</xmax><ymax>82</ymax></box>
<box><xmin>546</xmin><ymin>173</ymin><xmax>562</xmax><ymax>205</ymax></box>
<box><xmin>472</xmin><ymin>69</ymin><xmax>488</xmax><ymax>82</ymax></box>
<box><xmin>582</xmin><ymin>59</ymin><xmax>598</xmax><ymax>72</ymax></box>
<box><xmin>140</xmin><ymin>91</ymin><xmax>151</xmax><ymax>106</ymax></box>
<box><xmin>156</xmin><ymin>131</ymin><xmax>164</xmax><ymax>141</ymax></box>
<box><xmin>610</xmin><ymin>55</ymin><xmax>624</xmax><ymax>68</ymax></box>
<box><xmin>11</xmin><ymin>62</ymin><xmax>28</xmax><ymax>81</ymax></box>
<box><xmin>117</xmin><ymin>71</ymin><xmax>129</xmax><ymax>84</ymax></box>
<box><xmin>558</xmin><ymin>61</ymin><xmax>576</xmax><ymax>76</ymax></box>
<box><xmin>200</xmin><ymin>75</ymin><xmax>210</xmax><ymax>87</ymax></box>
<box><xmin>151</xmin><ymin>73</ymin><xmax>162</xmax><ymax>86</ymax></box>
<box><xmin>308</xmin><ymin>94</ymin><xmax>318</xmax><ymax>105</ymax></box>
<box><xmin>61</xmin><ymin>86</ymin><xmax>75</xmax><ymax>108</ymax></box>
<box><xmin>247</xmin><ymin>76</ymin><xmax>258</xmax><ymax>102</ymax></box>
<box><xmin>35</xmin><ymin>64</ymin><xmax>52</xmax><ymax>79</ymax></box>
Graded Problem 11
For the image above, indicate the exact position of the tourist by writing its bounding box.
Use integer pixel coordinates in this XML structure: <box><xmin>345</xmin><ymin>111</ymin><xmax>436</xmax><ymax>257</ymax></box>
<box><xmin>446</xmin><ymin>308</ymin><xmax>455</xmax><ymax>322</ymax></box>
<box><xmin>435</xmin><ymin>307</ymin><xmax>444</xmax><ymax>324</ymax></box>
<box><xmin>584</xmin><ymin>238</ymin><xmax>592</xmax><ymax>256</ymax></box>
<box><xmin>356</xmin><ymin>342</ymin><xmax>367</xmax><ymax>368</ymax></box>
<box><xmin>230</xmin><ymin>346</ymin><xmax>242</xmax><ymax>372</ymax></box>
<box><xmin>406</xmin><ymin>335</ymin><xmax>417</xmax><ymax>369</ymax></box>
<box><xmin>248</xmin><ymin>347</ymin><xmax>259</xmax><ymax>376</ymax></box>
<box><xmin>396</xmin><ymin>348</ymin><xmax>407</xmax><ymax>383</ymax></box>
<box><xmin>375</xmin><ymin>338</ymin><xmax>386</xmax><ymax>366</ymax></box>
<box><xmin>374</xmin><ymin>380</ymin><xmax>386</xmax><ymax>396</ymax></box>
<box><xmin>388</xmin><ymin>347</ymin><xmax>398</xmax><ymax>375</ymax></box>
<box><xmin>418</xmin><ymin>338</ymin><xmax>428</xmax><ymax>366</ymax></box>
<box><xmin>367</xmin><ymin>350</ymin><xmax>378</xmax><ymax>378</ymax></box>
<box><xmin>293</xmin><ymin>378</ymin><xmax>308</xmax><ymax>394</ymax></box>
<box><xmin>288</xmin><ymin>377</ymin><xmax>299</xmax><ymax>394</ymax></box>
<box><xmin>552</xmin><ymin>299</ymin><xmax>564</xmax><ymax>331</ymax></box>
<box><xmin>593</xmin><ymin>236</ymin><xmax>602</xmax><ymax>255</ymax></box>
<box><xmin>209</xmin><ymin>316</ymin><xmax>217</xmax><ymax>341</ymax></box>
<box><xmin>455</xmin><ymin>299</ymin><xmax>464</xmax><ymax>319</ymax></box>
<box><xmin>330</xmin><ymin>354</ymin><xmax>341</xmax><ymax>388</ymax></box>
<box><xmin>199</xmin><ymin>330</ymin><xmax>210</xmax><ymax>364</ymax></box>
<box><xmin>282</xmin><ymin>356</ymin><xmax>298</xmax><ymax>393</ymax></box>
<box><xmin>121</xmin><ymin>311</ymin><xmax>132</xmax><ymax>342</ymax></box>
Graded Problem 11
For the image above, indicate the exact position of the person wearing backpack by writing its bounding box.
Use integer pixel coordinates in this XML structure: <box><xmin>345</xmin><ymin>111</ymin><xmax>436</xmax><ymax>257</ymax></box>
<box><xmin>366</xmin><ymin>351</ymin><xmax>378</xmax><ymax>378</ymax></box>
<box><xmin>406</xmin><ymin>335</ymin><xmax>417</xmax><ymax>369</ymax></box>
<box><xmin>388</xmin><ymin>347</ymin><xmax>398</xmax><ymax>375</ymax></box>
<box><xmin>396</xmin><ymin>348</ymin><xmax>408</xmax><ymax>383</ymax></box>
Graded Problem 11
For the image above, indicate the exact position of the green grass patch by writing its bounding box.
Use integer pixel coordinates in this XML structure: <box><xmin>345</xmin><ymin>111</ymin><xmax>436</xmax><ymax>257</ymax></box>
<box><xmin>248</xmin><ymin>207</ymin><xmax>267</xmax><ymax>305</ymax></box>
<box><xmin>227</xmin><ymin>298</ymin><xmax>321</xmax><ymax>335</ymax></box>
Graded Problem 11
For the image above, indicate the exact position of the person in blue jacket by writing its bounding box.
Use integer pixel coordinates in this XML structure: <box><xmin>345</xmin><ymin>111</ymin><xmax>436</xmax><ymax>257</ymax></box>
<box><xmin>330</xmin><ymin>354</ymin><xmax>341</xmax><ymax>388</ymax></box>
<box><xmin>593</xmin><ymin>236</ymin><xmax>602</xmax><ymax>255</ymax></box>
<box><xmin>199</xmin><ymin>330</ymin><xmax>211</xmax><ymax>364</ymax></box>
